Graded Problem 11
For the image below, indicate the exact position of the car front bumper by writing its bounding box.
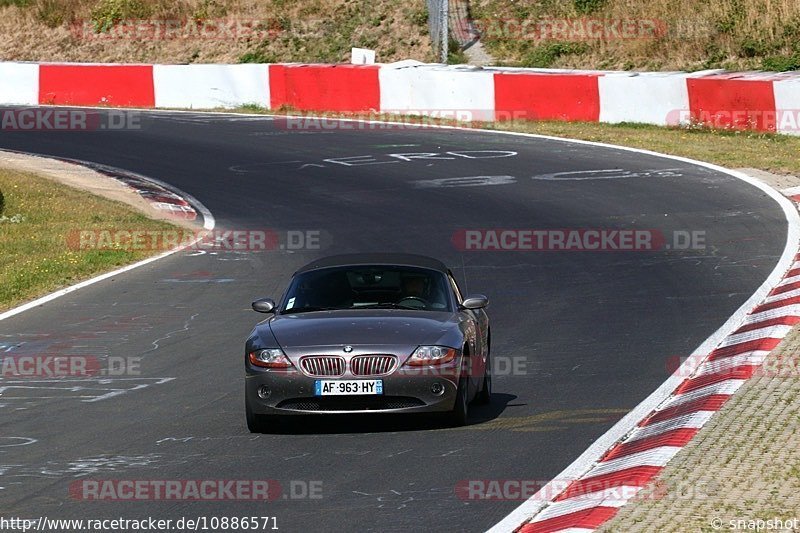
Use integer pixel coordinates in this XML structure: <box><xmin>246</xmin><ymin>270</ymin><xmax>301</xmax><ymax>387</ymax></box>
<box><xmin>245</xmin><ymin>367</ymin><xmax>461</xmax><ymax>415</ymax></box>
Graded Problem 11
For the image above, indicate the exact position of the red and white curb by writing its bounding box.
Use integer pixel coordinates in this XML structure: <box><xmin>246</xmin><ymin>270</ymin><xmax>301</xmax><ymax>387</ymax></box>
<box><xmin>88</xmin><ymin>161</ymin><xmax>199</xmax><ymax>221</ymax></box>
<box><xmin>52</xmin><ymin>153</ymin><xmax>201</xmax><ymax>222</ymax></box>
<box><xmin>488</xmin><ymin>183</ymin><xmax>800</xmax><ymax>532</ymax></box>
<box><xmin>0</xmin><ymin>151</ymin><xmax>214</xmax><ymax>323</ymax></box>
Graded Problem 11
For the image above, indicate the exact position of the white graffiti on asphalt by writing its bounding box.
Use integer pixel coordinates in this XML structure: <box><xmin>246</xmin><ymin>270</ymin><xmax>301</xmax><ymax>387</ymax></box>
<box><xmin>531</xmin><ymin>168</ymin><xmax>685</xmax><ymax>181</ymax></box>
<box><xmin>413</xmin><ymin>175</ymin><xmax>517</xmax><ymax>188</ymax></box>
<box><xmin>230</xmin><ymin>151</ymin><xmax>518</xmax><ymax>173</ymax></box>
<box><xmin>0</xmin><ymin>437</ymin><xmax>37</xmax><ymax>448</ymax></box>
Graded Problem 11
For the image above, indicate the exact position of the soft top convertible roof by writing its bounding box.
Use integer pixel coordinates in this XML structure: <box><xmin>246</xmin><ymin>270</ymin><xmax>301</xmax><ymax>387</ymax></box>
<box><xmin>295</xmin><ymin>254</ymin><xmax>449</xmax><ymax>275</ymax></box>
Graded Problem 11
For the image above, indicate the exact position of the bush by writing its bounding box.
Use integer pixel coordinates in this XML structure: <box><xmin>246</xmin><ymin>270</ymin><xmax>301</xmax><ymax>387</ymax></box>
<box><xmin>239</xmin><ymin>49</ymin><xmax>278</xmax><ymax>63</ymax></box>
<box><xmin>521</xmin><ymin>42</ymin><xmax>588</xmax><ymax>68</ymax></box>
<box><xmin>573</xmin><ymin>0</ymin><xmax>606</xmax><ymax>15</ymax></box>
<box><xmin>409</xmin><ymin>5</ymin><xmax>427</xmax><ymax>27</ymax></box>
<box><xmin>192</xmin><ymin>0</ymin><xmax>226</xmax><ymax>22</ymax></box>
<box><xmin>715</xmin><ymin>0</ymin><xmax>746</xmax><ymax>34</ymax></box>
<box><xmin>91</xmin><ymin>0</ymin><xmax>152</xmax><ymax>32</ymax></box>
<box><xmin>447</xmin><ymin>38</ymin><xmax>468</xmax><ymax>64</ymax></box>
<box><xmin>762</xmin><ymin>54</ymin><xmax>800</xmax><ymax>71</ymax></box>
<box><xmin>36</xmin><ymin>0</ymin><xmax>66</xmax><ymax>27</ymax></box>
<box><xmin>739</xmin><ymin>37</ymin><xmax>771</xmax><ymax>58</ymax></box>
<box><xmin>701</xmin><ymin>43</ymin><xmax>727</xmax><ymax>69</ymax></box>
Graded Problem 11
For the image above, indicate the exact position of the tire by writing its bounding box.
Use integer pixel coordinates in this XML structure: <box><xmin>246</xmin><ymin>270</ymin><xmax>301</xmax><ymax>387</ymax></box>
<box><xmin>476</xmin><ymin>351</ymin><xmax>492</xmax><ymax>405</ymax></box>
<box><xmin>446</xmin><ymin>377</ymin><xmax>469</xmax><ymax>427</ymax></box>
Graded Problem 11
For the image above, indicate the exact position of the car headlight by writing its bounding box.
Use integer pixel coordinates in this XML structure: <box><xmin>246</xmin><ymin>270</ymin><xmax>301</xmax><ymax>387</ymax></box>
<box><xmin>249</xmin><ymin>348</ymin><xmax>293</xmax><ymax>369</ymax></box>
<box><xmin>405</xmin><ymin>345</ymin><xmax>457</xmax><ymax>366</ymax></box>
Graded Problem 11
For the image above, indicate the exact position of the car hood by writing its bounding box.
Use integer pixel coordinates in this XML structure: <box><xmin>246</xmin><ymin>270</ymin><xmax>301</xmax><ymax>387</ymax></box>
<box><xmin>262</xmin><ymin>309</ymin><xmax>458</xmax><ymax>349</ymax></box>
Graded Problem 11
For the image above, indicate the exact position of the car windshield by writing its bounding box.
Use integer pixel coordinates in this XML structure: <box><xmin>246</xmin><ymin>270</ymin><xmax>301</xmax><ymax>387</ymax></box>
<box><xmin>280</xmin><ymin>265</ymin><xmax>452</xmax><ymax>313</ymax></box>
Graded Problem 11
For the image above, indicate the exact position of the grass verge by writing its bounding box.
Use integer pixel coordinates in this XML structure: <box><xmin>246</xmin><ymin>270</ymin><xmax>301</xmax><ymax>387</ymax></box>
<box><xmin>0</xmin><ymin>167</ymin><xmax>179</xmax><ymax>312</ymax></box>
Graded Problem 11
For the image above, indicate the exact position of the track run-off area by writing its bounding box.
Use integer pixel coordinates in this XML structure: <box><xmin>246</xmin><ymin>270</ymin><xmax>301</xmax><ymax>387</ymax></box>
<box><xmin>0</xmin><ymin>109</ymin><xmax>790</xmax><ymax>532</ymax></box>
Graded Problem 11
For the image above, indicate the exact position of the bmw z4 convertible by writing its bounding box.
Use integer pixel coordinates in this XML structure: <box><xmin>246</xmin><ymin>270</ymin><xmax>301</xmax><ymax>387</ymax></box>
<box><xmin>244</xmin><ymin>253</ymin><xmax>491</xmax><ymax>431</ymax></box>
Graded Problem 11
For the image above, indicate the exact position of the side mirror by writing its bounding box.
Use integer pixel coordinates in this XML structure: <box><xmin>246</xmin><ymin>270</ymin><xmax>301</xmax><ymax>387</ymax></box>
<box><xmin>252</xmin><ymin>298</ymin><xmax>276</xmax><ymax>313</ymax></box>
<box><xmin>461</xmin><ymin>294</ymin><xmax>489</xmax><ymax>310</ymax></box>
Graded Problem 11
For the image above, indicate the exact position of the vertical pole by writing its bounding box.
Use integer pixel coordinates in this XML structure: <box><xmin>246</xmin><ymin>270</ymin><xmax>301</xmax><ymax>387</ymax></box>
<box><xmin>441</xmin><ymin>0</ymin><xmax>449</xmax><ymax>63</ymax></box>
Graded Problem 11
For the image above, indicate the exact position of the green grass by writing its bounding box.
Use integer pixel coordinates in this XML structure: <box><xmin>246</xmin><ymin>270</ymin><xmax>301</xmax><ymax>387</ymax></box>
<box><xmin>0</xmin><ymin>168</ymin><xmax>179</xmax><ymax>311</ymax></box>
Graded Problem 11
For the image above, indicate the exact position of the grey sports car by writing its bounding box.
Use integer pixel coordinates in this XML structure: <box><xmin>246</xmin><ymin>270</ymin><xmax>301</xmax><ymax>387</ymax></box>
<box><xmin>244</xmin><ymin>253</ymin><xmax>491</xmax><ymax>432</ymax></box>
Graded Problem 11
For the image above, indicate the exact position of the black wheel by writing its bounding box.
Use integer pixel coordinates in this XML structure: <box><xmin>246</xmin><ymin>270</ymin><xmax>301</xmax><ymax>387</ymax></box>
<box><xmin>446</xmin><ymin>377</ymin><xmax>469</xmax><ymax>427</ymax></box>
<box><xmin>476</xmin><ymin>351</ymin><xmax>492</xmax><ymax>405</ymax></box>
<box><xmin>246</xmin><ymin>398</ymin><xmax>279</xmax><ymax>433</ymax></box>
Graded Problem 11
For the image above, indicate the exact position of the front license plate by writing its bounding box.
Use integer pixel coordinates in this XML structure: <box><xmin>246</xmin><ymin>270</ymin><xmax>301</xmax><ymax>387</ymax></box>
<box><xmin>314</xmin><ymin>379</ymin><xmax>383</xmax><ymax>396</ymax></box>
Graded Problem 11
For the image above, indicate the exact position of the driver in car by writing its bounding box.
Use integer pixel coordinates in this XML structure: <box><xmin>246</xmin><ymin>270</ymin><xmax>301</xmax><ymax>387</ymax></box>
<box><xmin>401</xmin><ymin>275</ymin><xmax>426</xmax><ymax>299</ymax></box>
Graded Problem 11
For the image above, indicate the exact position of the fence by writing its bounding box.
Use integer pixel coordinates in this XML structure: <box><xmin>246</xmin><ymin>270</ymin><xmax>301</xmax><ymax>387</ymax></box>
<box><xmin>426</xmin><ymin>0</ymin><xmax>480</xmax><ymax>63</ymax></box>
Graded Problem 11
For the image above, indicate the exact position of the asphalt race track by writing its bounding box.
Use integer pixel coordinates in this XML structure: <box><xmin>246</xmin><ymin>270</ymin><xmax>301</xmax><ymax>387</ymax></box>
<box><xmin>0</xmin><ymin>110</ymin><xmax>788</xmax><ymax>532</ymax></box>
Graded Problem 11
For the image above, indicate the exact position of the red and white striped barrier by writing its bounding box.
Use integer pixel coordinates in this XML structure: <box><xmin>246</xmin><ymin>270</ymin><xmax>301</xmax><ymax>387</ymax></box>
<box><xmin>598</xmin><ymin>71</ymin><xmax>696</xmax><ymax>126</ymax></box>
<box><xmin>379</xmin><ymin>63</ymin><xmax>495</xmax><ymax>121</ymax></box>
<box><xmin>153</xmin><ymin>64</ymin><xmax>269</xmax><ymax>109</ymax></box>
<box><xmin>494</xmin><ymin>69</ymin><xmax>602</xmax><ymax>122</ymax></box>
<box><xmin>1</xmin><ymin>60</ymin><xmax>799</xmax><ymax>134</ymax></box>
<box><xmin>773</xmin><ymin>76</ymin><xmax>800</xmax><ymax>135</ymax></box>
<box><xmin>39</xmin><ymin>63</ymin><xmax>155</xmax><ymax>107</ymax></box>
<box><xmin>0</xmin><ymin>62</ymin><xmax>39</xmax><ymax>105</ymax></box>
<box><xmin>269</xmin><ymin>63</ymin><xmax>380</xmax><ymax>112</ymax></box>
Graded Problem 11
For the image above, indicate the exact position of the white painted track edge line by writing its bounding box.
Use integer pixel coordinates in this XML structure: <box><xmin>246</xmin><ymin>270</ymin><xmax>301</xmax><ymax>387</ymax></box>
<box><xmin>663</xmin><ymin>380</ymin><xmax>746</xmax><ymax>408</ymax></box>
<box><xmin>744</xmin><ymin>305</ymin><xmax>800</xmax><ymax>323</ymax></box>
<box><xmin>533</xmin><ymin>486</ymin><xmax>646</xmax><ymax>522</ymax></box>
<box><xmin>0</xmin><ymin>152</ymin><xmax>216</xmax><ymax>322</ymax></box>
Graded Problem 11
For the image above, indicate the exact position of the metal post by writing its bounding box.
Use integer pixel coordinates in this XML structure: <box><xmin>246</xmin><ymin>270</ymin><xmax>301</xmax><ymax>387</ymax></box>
<box><xmin>427</xmin><ymin>0</ymin><xmax>449</xmax><ymax>64</ymax></box>
<box><xmin>440</xmin><ymin>0</ymin><xmax>449</xmax><ymax>63</ymax></box>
